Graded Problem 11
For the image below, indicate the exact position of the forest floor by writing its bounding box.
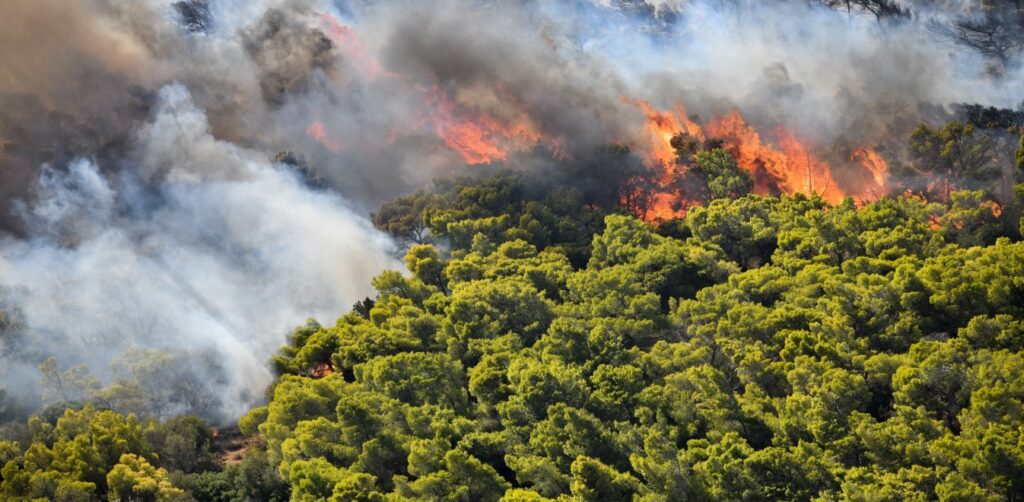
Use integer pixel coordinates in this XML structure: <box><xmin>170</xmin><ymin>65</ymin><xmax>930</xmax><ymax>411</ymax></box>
<box><xmin>213</xmin><ymin>427</ymin><xmax>257</xmax><ymax>466</ymax></box>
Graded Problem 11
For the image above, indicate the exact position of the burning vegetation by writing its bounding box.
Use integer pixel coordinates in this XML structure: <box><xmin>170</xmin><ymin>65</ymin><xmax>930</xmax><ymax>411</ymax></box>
<box><xmin>303</xmin><ymin>15</ymin><xmax>899</xmax><ymax>223</ymax></box>
<box><xmin>302</xmin><ymin>11</ymin><xmax>902</xmax><ymax>222</ymax></box>
<box><xmin>621</xmin><ymin>100</ymin><xmax>893</xmax><ymax>220</ymax></box>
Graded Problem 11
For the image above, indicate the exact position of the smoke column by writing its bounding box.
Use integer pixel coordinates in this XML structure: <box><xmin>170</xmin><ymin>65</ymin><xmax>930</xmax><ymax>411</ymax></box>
<box><xmin>1</xmin><ymin>85</ymin><xmax>398</xmax><ymax>420</ymax></box>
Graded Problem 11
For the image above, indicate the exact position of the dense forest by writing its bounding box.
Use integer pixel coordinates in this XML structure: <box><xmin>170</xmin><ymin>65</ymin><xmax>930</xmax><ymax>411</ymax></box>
<box><xmin>2</xmin><ymin>122</ymin><xmax>1023</xmax><ymax>501</ymax></box>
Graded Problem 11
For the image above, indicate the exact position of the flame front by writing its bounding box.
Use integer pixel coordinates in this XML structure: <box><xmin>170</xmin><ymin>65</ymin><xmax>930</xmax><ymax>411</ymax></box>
<box><xmin>623</xmin><ymin>99</ymin><xmax>707</xmax><ymax>219</ymax></box>
<box><xmin>629</xmin><ymin>98</ymin><xmax>703</xmax><ymax>168</ymax></box>
<box><xmin>319</xmin><ymin>13</ymin><xmax>557</xmax><ymax>164</ymax></box>
<box><xmin>774</xmin><ymin>128</ymin><xmax>844</xmax><ymax>204</ymax></box>
<box><xmin>311</xmin><ymin>16</ymin><xmax>891</xmax><ymax>207</ymax></box>
<box><xmin>704</xmin><ymin>111</ymin><xmax>788</xmax><ymax>196</ymax></box>
<box><xmin>423</xmin><ymin>87</ymin><xmax>548</xmax><ymax>165</ymax></box>
<box><xmin>630</xmin><ymin>102</ymin><xmax>892</xmax><ymax>218</ymax></box>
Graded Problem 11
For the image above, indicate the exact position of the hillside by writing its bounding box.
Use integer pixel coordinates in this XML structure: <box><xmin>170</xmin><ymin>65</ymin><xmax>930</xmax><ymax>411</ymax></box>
<box><xmin>5</xmin><ymin>168</ymin><xmax>1024</xmax><ymax>499</ymax></box>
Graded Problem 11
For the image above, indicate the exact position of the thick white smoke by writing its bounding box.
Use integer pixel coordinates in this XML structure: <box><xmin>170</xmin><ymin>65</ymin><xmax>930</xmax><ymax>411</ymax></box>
<box><xmin>0</xmin><ymin>85</ymin><xmax>397</xmax><ymax>420</ymax></box>
<box><xmin>590</xmin><ymin>0</ymin><xmax>1022</xmax><ymax>148</ymax></box>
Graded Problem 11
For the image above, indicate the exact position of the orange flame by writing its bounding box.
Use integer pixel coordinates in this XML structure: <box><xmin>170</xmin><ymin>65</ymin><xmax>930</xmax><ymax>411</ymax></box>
<box><xmin>423</xmin><ymin>87</ymin><xmax>547</xmax><ymax>165</ymax></box>
<box><xmin>630</xmin><ymin>103</ymin><xmax>892</xmax><ymax>217</ymax></box>
<box><xmin>646</xmin><ymin>194</ymin><xmax>687</xmax><ymax>221</ymax></box>
<box><xmin>321</xmin><ymin>14</ymin><xmax>395</xmax><ymax>80</ymax></box>
<box><xmin>851</xmin><ymin>147</ymin><xmax>889</xmax><ymax>202</ymax></box>
<box><xmin>310</xmin><ymin>363</ymin><xmax>334</xmax><ymax>379</ymax></box>
<box><xmin>301</xmin><ymin>21</ymin><xmax>894</xmax><ymax>212</ymax></box>
<box><xmin>306</xmin><ymin>121</ymin><xmax>344</xmax><ymax>153</ymax></box>
<box><xmin>627</xmin><ymin>98</ymin><xmax>703</xmax><ymax>168</ymax></box>
<box><xmin>774</xmin><ymin>128</ymin><xmax>844</xmax><ymax>204</ymax></box>
<box><xmin>990</xmin><ymin>201</ymin><xmax>1003</xmax><ymax>217</ymax></box>
<box><xmin>852</xmin><ymin>147</ymin><xmax>888</xmax><ymax>188</ymax></box>
<box><xmin>623</xmin><ymin>99</ymin><xmax>707</xmax><ymax>219</ymax></box>
<box><xmin>321</xmin><ymin>13</ymin><xmax>570</xmax><ymax>165</ymax></box>
<box><xmin>705</xmin><ymin>112</ymin><xmax>788</xmax><ymax>196</ymax></box>
<box><xmin>705</xmin><ymin>114</ymin><xmax>847</xmax><ymax>203</ymax></box>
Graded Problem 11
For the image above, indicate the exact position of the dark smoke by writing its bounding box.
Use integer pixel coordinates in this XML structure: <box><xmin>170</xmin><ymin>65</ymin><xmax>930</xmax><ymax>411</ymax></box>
<box><xmin>242</xmin><ymin>7</ymin><xmax>337</xmax><ymax>107</ymax></box>
<box><xmin>174</xmin><ymin>0</ymin><xmax>212</xmax><ymax>33</ymax></box>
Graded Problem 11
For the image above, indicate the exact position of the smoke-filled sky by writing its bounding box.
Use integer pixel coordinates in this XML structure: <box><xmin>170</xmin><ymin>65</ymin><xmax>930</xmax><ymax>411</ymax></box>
<box><xmin>0</xmin><ymin>0</ymin><xmax>1020</xmax><ymax>422</ymax></box>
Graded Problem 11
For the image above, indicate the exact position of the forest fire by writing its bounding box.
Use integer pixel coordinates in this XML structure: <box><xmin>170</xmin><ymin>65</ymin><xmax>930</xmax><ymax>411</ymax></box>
<box><xmin>628</xmin><ymin>98</ymin><xmax>704</xmax><ymax>167</ymax></box>
<box><xmin>630</xmin><ymin>102</ymin><xmax>891</xmax><ymax>218</ymax></box>
<box><xmin>422</xmin><ymin>87</ymin><xmax>547</xmax><ymax>165</ymax></box>
<box><xmin>305</xmin><ymin>120</ymin><xmax>344</xmax><ymax>153</ymax></box>
<box><xmin>774</xmin><ymin>128</ymin><xmax>844</xmax><ymax>204</ymax></box>
<box><xmin>852</xmin><ymin>147</ymin><xmax>890</xmax><ymax>195</ymax></box>
<box><xmin>620</xmin><ymin>99</ymin><xmax>702</xmax><ymax>219</ymax></box>
<box><xmin>4</xmin><ymin>2</ymin><xmax>1024</xmax><ymax>500</ymax></box>
<box><xmin>320</xmin><ymin>13</ymin><xmax>393</xmax><ymax>79</ymax></box>
<box><xmin>313</xmin><ymin>11</ymin><xmax>893</xmax><ymax>211</ymax></box>
<box><xmin>320</xmin><ymin>12</ymin><xmax>557</xmax><ymax>165</ymax></box>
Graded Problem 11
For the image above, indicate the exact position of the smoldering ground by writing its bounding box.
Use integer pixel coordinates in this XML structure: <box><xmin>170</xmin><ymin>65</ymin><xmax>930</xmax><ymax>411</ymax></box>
<box><xmin>0</xmin><ymin>0</ymin><xmax>1021</xmax><ymax>422</ymax></box>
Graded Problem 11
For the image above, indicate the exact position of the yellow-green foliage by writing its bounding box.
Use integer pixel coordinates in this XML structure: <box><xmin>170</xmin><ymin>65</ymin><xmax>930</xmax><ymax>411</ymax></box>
<box><xmin>256</xmin><ymin>189</ymin><xmax>1024</xmax><ymax>501</ymax></box>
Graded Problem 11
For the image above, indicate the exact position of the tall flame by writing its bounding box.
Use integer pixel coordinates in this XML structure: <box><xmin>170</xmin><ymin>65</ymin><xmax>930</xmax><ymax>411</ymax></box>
<box><xmin>705</xmin><ymin>112</ymin><xmax>788</xmax><ymax>196</ymax></box>
<box><xmin>852</xmin><ymin>147</ymin><xmax>889</xmax><ymax>201</ymax></box>
<box><xmin>311</xmin><ymin>15</ymin><xmax>890</xmax><ymax>205</ymax></box>
<box><xmin>622</xmin><ymin>99</ymin><xmax>707</xmax><ymax>219</ymax></box>
<box><xmin>627</xmin><ymin>98</ymin><xmax>703</xmax><ymax>168</ymax></box>
<box><xmin>320</xmin><ymin>12</ymin><xmax>566</xmax><ymax>164</ymax></box>
<box><xmin>774</xmin><ymin>128</ymin><xmax>844</xmax><ymax>204</ymax></box>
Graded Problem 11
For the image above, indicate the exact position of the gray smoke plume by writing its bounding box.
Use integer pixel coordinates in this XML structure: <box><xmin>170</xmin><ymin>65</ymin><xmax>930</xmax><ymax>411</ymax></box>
<box><xmin>1</xmin><ymin>85</ymin><xmax>397</xmax><ymax>421</ymax></box>
<box><xmin>0</xmin><ymin>0</ymin><xmax>1020</xmax><ymax>422</ymax></box>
